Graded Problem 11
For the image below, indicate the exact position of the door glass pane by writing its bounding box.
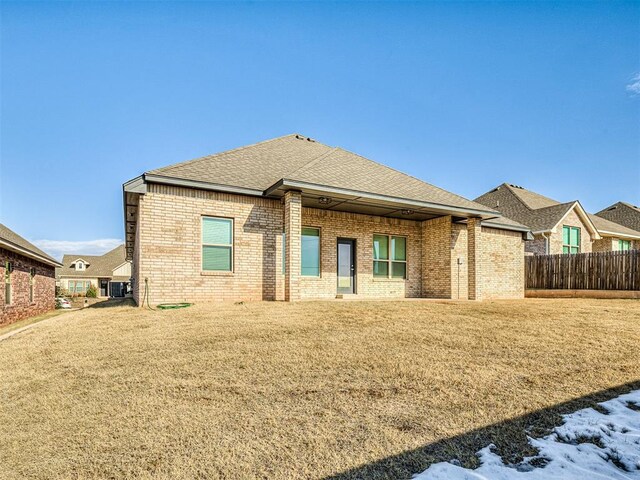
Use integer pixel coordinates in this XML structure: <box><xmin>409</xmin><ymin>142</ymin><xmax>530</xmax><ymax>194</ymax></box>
<box><xmin>373</xmin><ymin>261</ymin><xmax>388</xmax><ymax>277</ymax></box>
<box><xmin>203</xmin><ymin>246</ymin><xmax>232</xmax><ymax>271</ymax></box>
<box><xmin>301</xmin><ymin>228</ymin><xmax>320</xmax><ymax>276</ymax></box>
<box><xmin>337</xmin><ymin>243</ymin><xmax>352</xmax><ymax>288</ymax></box>
<box><xmin>391</xmin><ymin>237</ymin><xmax>406</xmax><ymax>261</ymax></box>
<box><xmin>391</xmin><ymin>262</ymin><xmax>406</xmax><ymax>279</ymax></box>
<box><xmin>203</xmin><ymin>217</ymin><xmax>232</xmax><ymax>245</ymax></box>
<box><xmin>373</xmin><ymin>235</ymin><xmax>388</xmax><ymax>260</ymax></box>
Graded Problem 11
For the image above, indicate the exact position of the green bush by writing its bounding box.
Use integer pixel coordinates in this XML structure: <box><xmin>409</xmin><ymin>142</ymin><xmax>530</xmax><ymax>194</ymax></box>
<box><xmin>86</xmin><ymin>284</ymin><xmax>98</xmax><ymax>298</ymax></box>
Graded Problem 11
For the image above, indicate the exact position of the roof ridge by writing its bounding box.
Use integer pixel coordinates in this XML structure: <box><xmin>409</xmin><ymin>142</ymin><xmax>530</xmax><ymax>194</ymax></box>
<box><xmin>284</xmin><ymin>146</ymin><xmax>340</xmax><ymax>179</ymax></box>
<box><xmin>500</xmin><ymin>183</ymin><xmax>535</xmax><ymax>211</ymax></box>
<box><xmin>148</xmin><ymin>134</ymin><xmax>301</xmax><ymax>175</ymax></box>
<box><xmin>331</xmin><ymin>146</ymin><xmax>497</xmax><ymax>213</ymax></box>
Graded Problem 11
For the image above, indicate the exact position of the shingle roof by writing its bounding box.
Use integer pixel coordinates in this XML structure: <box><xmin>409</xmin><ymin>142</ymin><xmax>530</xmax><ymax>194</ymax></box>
<box><xmin>596</xmin><ymin>202</ymin><xmax>640</xmax><ymax>232</ymax></box>
<box><xmin>475</xmin><ymin>183</ymin><xmax>640</xmax><ymax>238</ymax></box>
<box><xmin>148</xmin><ymin>134</ymin><xmax>496</xmax><ymax>214</ymax></box>
<box><xmin>56</xmin><ymin>245</ymin><xmax>128</xmax><ymax>278</ymax></box>
<box><xmin>0</xmin><ymin>223</ymin><xmax>61</xmax><ymax>266</ymax></box>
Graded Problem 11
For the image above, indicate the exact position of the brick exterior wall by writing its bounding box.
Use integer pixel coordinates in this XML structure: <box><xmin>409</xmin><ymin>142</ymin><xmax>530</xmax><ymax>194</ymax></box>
<box><xmin>526</xmin><ymin>235</ymin><xmax>548</xmax><ymax>255</ymax></box>
<box><xmin>467</xmin><ymin>218</ymin><xmax>482</xmax><ymax>300</ymax></box>
<box><xmin>547</xmin><ymin>209</ymin><xmax>594</xmax><ymax>254</ymax></box>
<box><xmin>300</xmin><ymin>207</ymin><xmax>423</xmax><ymax>299</ymax></box>
<box><xmin>1</xmin><ymin>247</ymin><xmax>56</xmax><ymax>326</ymax></box>
<box><xmin>421</xmin><ymin>216</ymin><xmax>452</xmax><ymax>298</ymax></box>
<box><xmin>131</xmin><ymin>184</ymin><xmax>526</xmax><ymax>304</ymax></box>
<box><xmin>480</xmin><ymin>227</ymin><xmax>525</xmax><ymax>299</ymax></box>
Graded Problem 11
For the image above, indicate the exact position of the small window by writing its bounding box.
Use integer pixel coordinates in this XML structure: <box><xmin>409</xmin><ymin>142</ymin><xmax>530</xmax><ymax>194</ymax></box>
<box><xmin>301</xmin><ymin>227</ymin><xmax>320</xmax><ymax>276</ymax></box>
<box><xmin>4</xmin><ymin>261</ymin><xmax>12</xmax><ymax>306</ymax></box>
<box><xmin>76</xmin><ymin>261</ymin><xmax>85</xmax><ymax>271</ymax></box>
<box><xmin>373</xmin><ymin>235</ymin><xmax>407</xmax><ymax>279</ymax></box>
<box><xmin>29</xmin><ymin>267</ymin><xmax>36</xmax><ymax>303</ymax></box>
<box><xmin>562</xmin><ymin>226</ymin><xmax>580</xmax><ymax>254</ymax></box>
<box><xmin>619</xmin><ymin>240</ymin><xmax>631</xmax><ymax>251</ymax></box>
<box><xmin>202</xmin><ymin>217</ymin><xmax>233</xmax><ymax>271</ymax></box>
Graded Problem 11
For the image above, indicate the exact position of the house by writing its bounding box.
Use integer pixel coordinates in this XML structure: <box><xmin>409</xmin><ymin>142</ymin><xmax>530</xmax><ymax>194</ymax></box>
<box><xmin>123</xmin><ymin>134</ymin><xmax>533</xmax><ymax>304</ymax></box>
<box><xmin>1</xmin><ymin>223</ymin><xmax>61</xmax><ymax>326</ymax></box>
<box><xmin>596</xmin><ymin>202</ymin><xmax>640</xmax><ymax>247</ymax></box>
<box><xmin>56</xmin><ymin>245</ymin><xmax>132</xmax><ymax>297</ymax></box>
<box><xmin>475</xmin><ymin>184</ymin><xmax>640</xmax><ymax>255</ymax></box>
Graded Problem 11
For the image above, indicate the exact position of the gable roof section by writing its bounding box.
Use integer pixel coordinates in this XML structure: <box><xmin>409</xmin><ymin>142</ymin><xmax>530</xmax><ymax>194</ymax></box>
<box><xmin>475</xmin><ymin>184</ymin><xmax>601</xmax><ymax>237</ymax></box>
<box><xmin>57</xmin><ymin>245</ymin><xmax>128</xmax><ymax>278</ymax></box>
<box><xmin>596</xmin><ymin>202</ymin><xmax>640</xmax><ymax>232</ymax></box>
<box><xmin>144</xmin><ymin>134</ymin><xmax>498</xmax><ymax>216</ymax></box>
<box><xmin>0</xmin><ymin>223</ymin><xmax>61</xmax><ymax>267</ymax></box>
<box><xmin>588</xmin><ymin>214</ymin><xmax>640</xmax><ymax>239</ymax></box>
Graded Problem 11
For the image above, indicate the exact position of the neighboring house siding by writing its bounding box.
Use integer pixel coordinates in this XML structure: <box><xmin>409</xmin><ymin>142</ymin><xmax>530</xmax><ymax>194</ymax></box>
<box><xmin>548</xmin><ymin>209</ymin><xmax>593</xmax><ymax>255</ymax></box>
<box><xmin>526</xmin><ymin>235</ymin><xmax>548</xmax><ymax>255</ymax></box>
<box><xmin>133</xmin><ymin>184</ymin><xmax>526</xmax><ymax>304</ymax></box>
<box><xmin>113</xmin><ymin>263</ymin><xmax>132</xmax><ymax>277</ymax></box>
<box><xmin>480</xmin><ymin>227</ymin><xmax>525</xmax><ymax>300</ymax></box>
<box><xmin>0</xmin><ymin>247</ymin><xmax>56</xmax><ymax>326</ymax></box>
<box><xmin>592</xmin><ymin>238</ymin><xmax>638</xmax><ymax>252</ymax></box>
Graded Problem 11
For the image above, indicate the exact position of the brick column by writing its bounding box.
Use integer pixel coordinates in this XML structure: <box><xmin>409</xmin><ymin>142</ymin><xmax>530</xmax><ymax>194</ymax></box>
<box><xmin>467</xmin><ymin>217</ymin><xmax>482</xmax><ymax>301</ymax></box>
<box><xmin>421</xmin><ymin>216</ymin><xmax>452</xmax><ymax>298</ymax></box>
<box><xmin>284</xmin><ymin>191</ymin><xmax>302</xmax><ymax>301</ymax></box>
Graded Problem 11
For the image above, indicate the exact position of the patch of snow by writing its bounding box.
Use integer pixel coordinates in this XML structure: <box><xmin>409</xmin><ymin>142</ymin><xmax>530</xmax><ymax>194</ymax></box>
<box><xmin>414</xmin><ymin>390</ymin><xmax>640</xmax><ymax>479</ymax></box>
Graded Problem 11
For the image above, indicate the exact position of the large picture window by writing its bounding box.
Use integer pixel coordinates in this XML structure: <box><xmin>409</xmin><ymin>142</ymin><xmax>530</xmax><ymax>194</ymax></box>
<box><xmin>301</xmin><ymin>227</ymin><xmax>320</xmax><ymax>276</ymax></box>
<box><xmin>202</xmin><ymin>217</ymin><xmax>233</xmax><ymax>272</ymax></box>
<box><xmin>562</xmin><ymin>226</ymin><xmax>580</xmax><ymax>254</ymax></box>
<box><xmin>373</xmin><ymin>235</ymin><xmax>407</xmax><ymax>279</ymax></box>
<box><xmin>68</xmin><ymin>280</ymin><xmax>91</xmax><ymax>293</ymax></box>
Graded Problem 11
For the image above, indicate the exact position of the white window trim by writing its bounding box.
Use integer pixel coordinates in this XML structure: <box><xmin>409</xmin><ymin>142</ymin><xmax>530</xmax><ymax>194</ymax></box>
<box><xmin>201</xmin><ymin>216</ymin><xmax>234</xmax><ymax>273</ymax></box>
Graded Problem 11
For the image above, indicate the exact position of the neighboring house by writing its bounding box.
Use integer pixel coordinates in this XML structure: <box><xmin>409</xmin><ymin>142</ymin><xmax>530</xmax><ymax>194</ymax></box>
<box><xmin>475</xmin><ymin>184</ymin><xmax>640</xmax><ymax>255</ymax></box>
<box><xmin>0</xmin><ymin>223</ymin><xmax>61</xmax><ymax>326</ymax></box>
<box><xmin>596</xmin><ymin>202</ymin><xmax>640</xmax><ymax>246</ymax></box>
<box><xmin>56</xmin><ymin>245</ymin><xmax>132</xmax><ymax>297</ymax></box>
<box><xmin>123</xmin><ymin>134</ymin><xmax>532</xmax><ymax>304</ymax></box>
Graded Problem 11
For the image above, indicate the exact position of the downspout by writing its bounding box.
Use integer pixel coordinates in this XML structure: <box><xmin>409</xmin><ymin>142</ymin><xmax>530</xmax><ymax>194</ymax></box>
<box><xmin>541</xmin><ymin>232</ymin><xmax>549</xmax><ymax>255</ymax></box>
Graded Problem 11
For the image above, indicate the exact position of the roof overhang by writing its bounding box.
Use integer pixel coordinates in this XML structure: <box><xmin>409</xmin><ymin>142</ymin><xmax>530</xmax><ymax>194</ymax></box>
<box><xmin>597</xmin><ymin>230</ymin><xmax>640</xmax><ymax>240</ymax></box>
<box><xmin>547</xmin><ymin>201</ymin><xmax>601</xmax><ymax>240</ymax></box>
<box><xmin>481</xmin><ymin>220</ymin><xmax>535</xmax><ymax>240</ymax></box>
<box><xmin>0</xmin><ymin>239</ymin><xmax>62</xmax><ymax>268</ymax></box>
<box><xmin>265</xmin><ymin>179</ymin><xmax>501</xmax><ymax>221</ymax></box>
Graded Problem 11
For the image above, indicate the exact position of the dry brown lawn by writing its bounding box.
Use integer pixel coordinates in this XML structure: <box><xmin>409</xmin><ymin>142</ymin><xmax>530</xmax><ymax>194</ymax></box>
<box><xmin>1</xmin><ymin>298</ymin><xmax>639</xmax><ymax>479</ymax></box>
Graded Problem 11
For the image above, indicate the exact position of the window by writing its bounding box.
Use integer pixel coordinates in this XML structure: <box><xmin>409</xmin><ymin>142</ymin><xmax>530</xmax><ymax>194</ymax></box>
<box><xmin>76</xmin><ymin>261</ymin><xmax>85</xmax><ymax>271</ymax></box>
<box><xmin>202</xmin><ymin>217</ymin><xmax>233</xmax><ymax>271</ymax></box>
<box><xmin>619</xmin><ymin>240</ymin><xmax>631</xmax><ymax>251</ymax></box>
<box><xmin>373</xmin><ymin>234</ymin><xmax>407</xmax><ymax>279</ymax></box>
<box><xmin>301</xmin><ymin>227</ymin><xmax>320</xmax><ymax>276</ymax></box>
<box><xmin>29</xmin><ymin>267</ymin><xmax>36</xmax><ymax>303</ymax></box>
<box><xmin>68</xmin><ymin>280</ymin><xmax>91</xmax><ymax>293</ymax></box>
<box><xmin>4</xmin><ymin>261</ymin><xmax>12</xmax><ymax>305</ymax></box>
<box><xmin>562</xmin><ymin>226</ymin><xmax>580</xmax><ymax>254</ymax></box>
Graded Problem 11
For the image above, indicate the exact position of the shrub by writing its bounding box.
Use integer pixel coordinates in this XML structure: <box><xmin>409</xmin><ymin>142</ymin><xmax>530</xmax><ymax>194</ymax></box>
<box><xmin>86</xmin><ymin>285</ymin><xmax>98</xmax><ymax>298</ymax></box>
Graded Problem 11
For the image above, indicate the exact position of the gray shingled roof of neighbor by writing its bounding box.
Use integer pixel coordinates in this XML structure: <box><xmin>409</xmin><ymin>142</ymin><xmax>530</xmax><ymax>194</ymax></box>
<box><xmin>596</xmin><ymin>202</ymin><xmax>640</xmax><ymax>232</ymax></box>
<box><xmin>140</xmin><ymin>134</ymin><xmax>532</xmax><ymax>233</ymax></box>
<box><xmin>0</xmin><ymin>223</ymin><xmax>61</xmax><ymax>267</ymax></box>
<box><xmin>475</xmin><ymin>183</ymin><xmax>640</xmax><ymax>238</ymax></box>
<box><xmin>56</xmin><ymin>245</ymin><xmax>129</xmax><ymax>279</ymax></box>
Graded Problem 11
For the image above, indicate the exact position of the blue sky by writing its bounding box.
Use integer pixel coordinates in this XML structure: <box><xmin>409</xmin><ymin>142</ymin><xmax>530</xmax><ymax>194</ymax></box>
<box><xmin>1</xmin><ymin>1</ymin><xmax>638</xmax><ymax>259</ymax></box>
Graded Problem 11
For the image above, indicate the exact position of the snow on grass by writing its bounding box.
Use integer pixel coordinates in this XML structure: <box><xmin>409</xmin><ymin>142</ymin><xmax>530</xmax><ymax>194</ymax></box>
<box><xmin>415</xmin><ymin>390</ymin><xmax>640</xmax><ymax>479</ymax></box>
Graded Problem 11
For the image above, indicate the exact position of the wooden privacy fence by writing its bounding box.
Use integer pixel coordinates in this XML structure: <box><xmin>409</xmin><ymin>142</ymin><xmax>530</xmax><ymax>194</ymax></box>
<box><xmin>525</xmin><ymin>250</ymin><xmax>640</xmax><ymax>291</ymax></box>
